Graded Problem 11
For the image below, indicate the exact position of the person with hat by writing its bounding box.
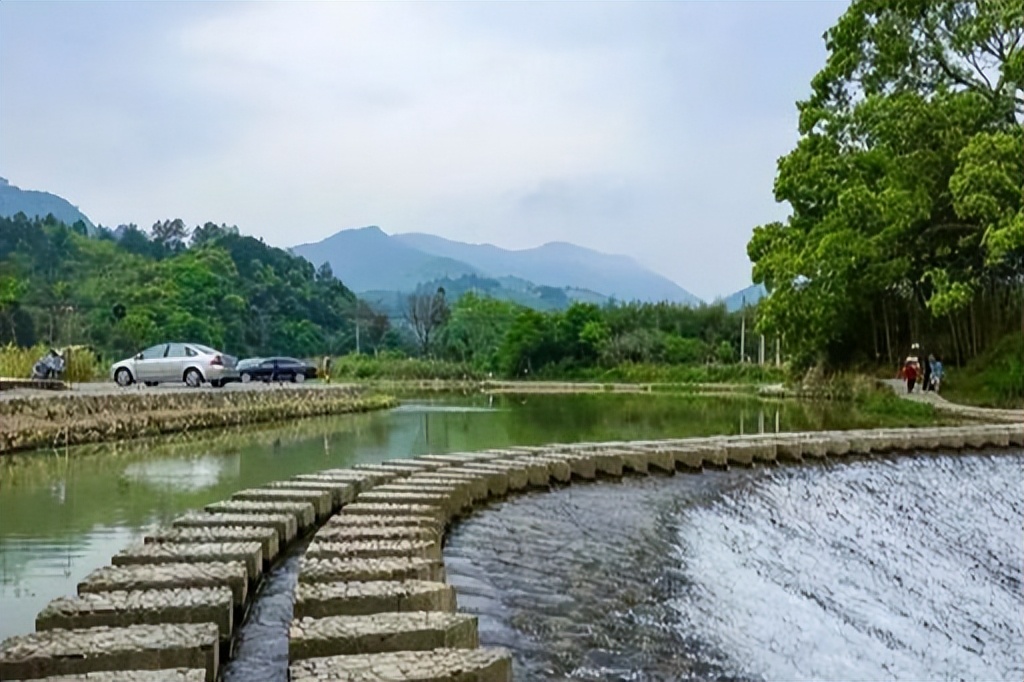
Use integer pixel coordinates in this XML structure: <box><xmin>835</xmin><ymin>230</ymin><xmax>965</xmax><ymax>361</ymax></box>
<box><xmin>902</xmin><ymin>343</ymin><xmax>921</xmax><ymax>393</ymax></box>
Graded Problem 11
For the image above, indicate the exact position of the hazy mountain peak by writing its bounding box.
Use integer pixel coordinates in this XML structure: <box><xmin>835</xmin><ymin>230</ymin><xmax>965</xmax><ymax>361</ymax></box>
<box><xmin>0</xmin><ymin>178</ymin><xmax>96</xmax><ymax>234</ymax></box>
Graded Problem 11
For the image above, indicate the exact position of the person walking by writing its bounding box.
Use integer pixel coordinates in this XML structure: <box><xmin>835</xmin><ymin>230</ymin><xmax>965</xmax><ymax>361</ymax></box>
<box><xmin>929</xmin><ymin>354</ymin><xmax>943</xmax><ymax>393</ymax></box>
<box><xmin>902</xmin><ymin>343</ymin><xmax>921</xmax><ymax>393</ymax></box>
<box><xmin>921</xmin><ymin>347</ymin><xmax>932</xmax><ymax>391</ymax></box>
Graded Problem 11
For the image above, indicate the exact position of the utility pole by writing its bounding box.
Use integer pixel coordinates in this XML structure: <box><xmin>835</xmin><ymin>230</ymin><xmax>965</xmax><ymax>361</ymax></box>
<box><xmin>355</xmin><ymin>316</ymin><xmax>361</xmax><ymax>354</ymax></box>
<box><xmin>775</xmin><ymin>337</ymin><xmax>781</xmax><ymax>367</ymax></box>
<box><xmin>739</xmin><ymin>296</ymin><xmax>746</xmax><ymax>363</ymax></box>
<box><xmin>759</xmin><ymin>334</ymin><xmax>765</xmax><ymax>366</ymax></box>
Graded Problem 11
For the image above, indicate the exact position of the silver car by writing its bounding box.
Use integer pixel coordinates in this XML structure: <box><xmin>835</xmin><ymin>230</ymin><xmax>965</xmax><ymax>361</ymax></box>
<box><xmin>110</xmin><ymin>342</ymin><xmax>239</xmax><ymax>388</ymax></box>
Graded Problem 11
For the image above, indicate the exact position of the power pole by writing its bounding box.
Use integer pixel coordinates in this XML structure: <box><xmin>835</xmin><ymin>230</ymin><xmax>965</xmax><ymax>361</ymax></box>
<box><xmin>739</xmin><ymin>297</ymin><xmax>746</xmax><ymax>363</ymax></box>
<box><xmin>759</xmin><ymin>334</ymin><xmax>765</xmax><ymax>365</ymax></box>
<box><xmin>355</xmin><ymin>316</ymin><xmax>361</xmax><ymax>354</ymax></box>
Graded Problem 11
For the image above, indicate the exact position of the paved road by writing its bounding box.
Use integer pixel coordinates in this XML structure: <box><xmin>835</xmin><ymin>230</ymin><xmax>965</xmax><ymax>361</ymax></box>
<box><xmin>0</xmin><ymin>380</ymin><xmax>360</xmax><ymax>401</ymax></box>
<box><xmin>884</xmin><ymin>378</ymin><xmax>1024</xmax><ymax>423</ymax></box>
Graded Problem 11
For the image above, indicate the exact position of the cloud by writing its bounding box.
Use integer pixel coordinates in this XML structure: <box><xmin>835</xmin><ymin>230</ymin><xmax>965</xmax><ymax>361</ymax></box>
<box><xmin>0</xmin><ymin>1</ymin><xmax>847</xmax><ymax>300</ymax></box>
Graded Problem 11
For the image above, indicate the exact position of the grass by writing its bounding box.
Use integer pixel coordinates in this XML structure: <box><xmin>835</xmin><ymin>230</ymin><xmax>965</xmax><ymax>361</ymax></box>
<box><xmin>0</xmin><ymin>343</ymin><xmax>102</xmax><ymax>383</ymax></box>
<box><xmin>941</xmin><ymin>333</ymin><xmax>1024</xmax><ymax>409</ymax></box>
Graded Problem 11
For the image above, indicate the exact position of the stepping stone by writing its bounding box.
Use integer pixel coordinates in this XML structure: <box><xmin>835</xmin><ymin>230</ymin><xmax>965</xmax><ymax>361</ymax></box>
<box><xmin>266</xmin><ymin>480</ymin><xmax>357</xmax><ymax>507</ymax></box>
<box><xmin>232</xmin><ymin>488</ymin><xmax>333</xmax><ymax>519</ymax></box>
<box><xmin>112</xmin><ymin>543</ymin><xmax>263</xmax><ymax>582</ymax></box>
<box><xmin>600</xmin><ymin>448</ymin><xmax>650</xmax><ymax>474</ymax></box>
<box><xmin>410</xmin><ymin>471</ymin><xmax>492</xmax><ymax>500</ymax></box>
<box><xmin>354</xmin><ymin>491</ymin><xmax>462</xmax><ymax>518</ymax></box>
<box><xmin>288</xmin><ymin>647</ymin><xmax>512</xmax><ymax>682</ymax></box>
<box><xmin>79</xmin><ymin>562</ymin><xmax>248</xmax><ymax>608</ymax></box>
<box><xmin>485</xmin><ymin>457</ymin><xmax>551</xmax><ymax>487</ymax></box>
<box><xmin>460</xmin><ymin>462</ymin><xmax>529</xmax><ymax>491</ymax></box>
<box><xmin>306</xmin><ymin>539</ymin><xmax>441</xmax><ymax>562</ymax></box>
<box><xmin>622</xmin><ymin>445</ymin><xmax>677</xmax><ymax>473</ymax></box>
<box><xmin>342</xmin><ymin>503</ymin><xmax>447</xmax><ymax>526</ymax></box>
<box><xmin>532</xmin><ymin>452</ymin><xmax>597</xmax><ymax>480</ymax></box>
<box><xmin>325</xmin><ymin>514</ymin><xmax>442</xmax><ymax>531</ymax></box>
<box><xmin>293</xmin><ymin>581</ymin><xmax>455</xmax><ymax>619</ymax></box>
<box><xmin>0</xmin><ymin>623</ymin><xmax>219</xmax><ymax>682</ymax></box>
<box><xmin>314</xmin><ymin>469</ymin><xmax>402</xmax><ymax>488</ymax></box>
<box><xmin>313</xmin><ymin>525</ymin><xmax>440</xmax><ymax>544</ymax></box>
<box><xmin>172</xmin><ymin>512</ymin><xmax>296</xmax><ymax>545</ymax></box>
<box><xmin>379</xmin><ymin>459</ymin><xmax>448</xmax><ymax>472</ymax></box>
<box><xmin>145</xmin><ymin>526</ymin><xmax>279</xmax><ymax>565</ymax></box>
<box><xmin>36</xmin><ymin>587</ymin><xmax>233</xmax><ymax>642</ymax></box>
<box><xmin>299</xmin><ymin>557</ymin><xmax>442</xmax><ymax>584</ymax></box>
<box><xmin>372</xmin><ymin>483</ymin><xmax>472</xmax><ymax>511</ymax></box>
<box><xmin>203</xmin><ymin>500</ymin><xmax>315</xmax><ymax>530</ymax></box>
<box><xmin>289</xmin><ymin>612</ymin><xmax>477</xmax><ymax>660</ymax></box>
<box><xmin>5</xmin><ymin>670</ymin><xmax>207</xmax><ymax>682</ymax></box>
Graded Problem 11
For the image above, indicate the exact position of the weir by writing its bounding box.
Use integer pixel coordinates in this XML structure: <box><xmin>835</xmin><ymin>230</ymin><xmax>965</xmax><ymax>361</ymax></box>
<box><xmin>1</xmin><ymin>423</ymin><xmax>1020</xmax><ymax>680</ymax></box>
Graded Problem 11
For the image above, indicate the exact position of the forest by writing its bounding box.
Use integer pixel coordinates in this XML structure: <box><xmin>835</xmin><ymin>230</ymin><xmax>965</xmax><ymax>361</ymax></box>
<box><xmin>748</xmin><ymin>0</ymin><xmax>1023</xmax><ymax>373</ymax></box>
<box><xmin>0</xmin><ymin>213</ymin><xmax>761</xmax><ymax>379</ymax></box>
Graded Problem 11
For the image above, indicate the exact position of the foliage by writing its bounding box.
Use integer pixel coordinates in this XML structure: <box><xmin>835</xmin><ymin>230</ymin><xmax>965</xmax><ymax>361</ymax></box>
<box><xmin>749</xmin><ymin>0</ymin><xmax>1023</xmax><ymax>373</ymax></box>
<box><xmin>0</xmin><ymin>343</ymin><xmax>102</xmax><ymax>382</ymax></box>
<box><xmin>326</xmin><ymin>352</ymin><xmax>482</xmax><ymax>381</ymax></box>
<box><xmin>942</xmin><ymin>332</ymin><xmax>1024</xmax><ymax>408</ymax></box>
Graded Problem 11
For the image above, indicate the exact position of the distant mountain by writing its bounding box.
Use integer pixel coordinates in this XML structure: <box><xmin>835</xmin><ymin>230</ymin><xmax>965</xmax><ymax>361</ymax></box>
<box><xmin>720</xmin><ymin>283</ymin><xmax>766</xmax><ymax>311</ymax></box>
<box><xmin>0</xmin><ymin>177</ymin><xmax>96</xmax><ymax>234</ymax></box>
<box><xmin>291</xmin><ymin>226</ymin><xmax>480</xmax><ymax>292</ymax></box>
<box><xmin>391</xmin><ymin>232</ymin><xmax>703</xmax><ymax>305</ymax></box>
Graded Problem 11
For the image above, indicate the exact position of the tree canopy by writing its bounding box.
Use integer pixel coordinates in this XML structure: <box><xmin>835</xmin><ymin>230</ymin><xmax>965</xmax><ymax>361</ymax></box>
<box><xmin>749</xmin><ymin>0</ymin><xmax>1023</xmax><ymax>370</ymax></box>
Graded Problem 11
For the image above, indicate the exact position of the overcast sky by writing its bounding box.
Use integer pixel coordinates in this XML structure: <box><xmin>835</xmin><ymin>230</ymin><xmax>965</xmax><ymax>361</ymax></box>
<box><xmin>1</xmin><ymin>1</ymin><xmax>847</xmax><ymax>301</ymax></box>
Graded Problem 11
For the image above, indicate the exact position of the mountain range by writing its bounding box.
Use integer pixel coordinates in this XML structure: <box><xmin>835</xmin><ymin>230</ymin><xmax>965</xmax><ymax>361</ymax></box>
<box><xmin>0</xmin><ymin>177</ymin><xmax>96</xmax><ymax>234</ymax></box>
<box><xmin>291</xmin><ymin>226</ymin><xmax>704</xmax><ymax>307</ymax></box>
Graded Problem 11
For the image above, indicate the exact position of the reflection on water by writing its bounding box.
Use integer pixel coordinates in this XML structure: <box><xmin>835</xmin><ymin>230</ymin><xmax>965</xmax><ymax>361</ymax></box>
<box><xmin>0</xmin><ymin>393</ymin><xmax>945</xmax><ymax>641</ymax></box>
<box><xmin>445</xmin><ymin>451</ymin><xmax>1024</xmax><ymax>681</ymax></box>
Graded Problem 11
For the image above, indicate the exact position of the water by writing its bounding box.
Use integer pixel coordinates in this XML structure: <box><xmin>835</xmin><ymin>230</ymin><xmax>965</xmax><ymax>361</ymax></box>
<box><xmin>0</xmin><ymin>392</ymin><xmax>940</xmax><ymax>642</ymax></box>
<box><xmin>445</xmin><ymin>451</ymin><xmax>1024</xmax><ymax>681</ymax></box>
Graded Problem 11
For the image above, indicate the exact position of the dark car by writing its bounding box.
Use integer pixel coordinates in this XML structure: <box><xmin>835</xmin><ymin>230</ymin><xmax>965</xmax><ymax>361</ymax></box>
<box><xmin>237</xmin><ymin>357</ymin><xmax>317</xmax><ymax>383</ymax></box>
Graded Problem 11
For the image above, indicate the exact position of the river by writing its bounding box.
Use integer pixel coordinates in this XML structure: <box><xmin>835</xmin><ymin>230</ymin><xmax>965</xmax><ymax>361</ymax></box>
<box><xmin>0</xmin><ymin>392</ymin><xmax>958</xmax><ymax>647</ymax></box>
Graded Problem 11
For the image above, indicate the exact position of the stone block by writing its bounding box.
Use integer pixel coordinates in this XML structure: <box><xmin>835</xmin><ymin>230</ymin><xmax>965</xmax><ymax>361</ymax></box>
<box><xmin>354</xmin><ymin>491</ymin><xmax>460</xmax><ymax>519</ymax></box>
<box><xmin>373</xmin><ymin>483</ymin><xmax>472</xmax><ymax>513</ymax></box>
<box><xmin>316</xmin><ymin>468</ymin><xmax>403</xmax><ymax>488</ymax></box>
<box><xmin>267</xmin><ymin>480</ymin><xmax>357</xmax><ymax>508</ymax></box>
<box><xmin>288</xmin><ymin>647</ymin><xmax>512</xmax><ymax>682</ymax></box>
<box><xmin>5</xmin><ymin>670</ymin><xmax>207</xmax><ymax>682</ymax></box>
<box><xmin>289</xmin><ymin>612</ymin><xmax>478</xmax><ymax>661</ymax></box>
<box><xmin>145</xmin><ymin>525</ymin><xmax>279</xmax><ymax>565</ymax></box>
<box><xmin>412</xmin><ymin>470</ymin><xmax>495</xmax><ymax>499</ymax></box>
<box><xmin>624</xmin><ymin>445</ymin><xmax>677</xmax><ymax>473</ymax></box>
<box><xmin>299</xmin><ymin>557</ymin><xmax>442</xmax><ymax>584</ymax></box>
<box><xmin>172</xmin><ymin>512</ymin><xmax>296</xmax><ymax>545</ymax></box>
<box><xmin>353</xmin><ymin>464</ymin><xmax>426</xmax><ymax>478</ymax></box>
<box><xmin>307</xmin><ymin>538</ymin><xmax>441</xmax><ymax>562</ymax></box>
<box><xmin>379</xmin><ymin>459</ymin><xmax>448</xmax><ymax>472</ymax></box>
<box><xmin>0</xmin><ymin>623</ymin><xmax>219</xmax><ymax>682</ymax></box>
<box><xmin>325</xmin><ymin>514</ymin><xmax>443</xmax><ymax>532</ymax></box>
<box><xmin>293</xmin><ymin>581</ymin><xmax>455</xmax><ymax>619</ymax></box>
<box><xmin>112</xmin><ymin>542</ymin><xmax>262</xmax><ymax>582</ymax></box>
<box><xmin>79</xmin><ymin>562</ymin><xmax>248</xmax><ymax>608</ymax></box>
<box><xmin>203</xmin><ymin>500</ymin><xmax>315</xmax><ymax>530</ymax></box>
<box><xmin>36</xmin><ymin>587</ymin><xmax>233</xmax><ymax>642</ymax></box>
<box><xmin>232</xmin><ymin>487</ymin><xmax>333</xmax><ymax>519</ymax></box>
<box><xmin>460</xmin><ymin>462</ymin><xmax>528</xmax><ymax>491</ymax></box>
<box><xmin>342</xmin><ymin>503</ymin><xmax>447</xmax><ymax>526</ymax></box>
<box><xmin>534</xmin><ymin>452</ymin><xmax>597</xmax><ymax>480</ymax></box>
<box><xmin>314</xmin><ymin>524</ymin><xmax>440</xmax><ymax>545</ymax></box>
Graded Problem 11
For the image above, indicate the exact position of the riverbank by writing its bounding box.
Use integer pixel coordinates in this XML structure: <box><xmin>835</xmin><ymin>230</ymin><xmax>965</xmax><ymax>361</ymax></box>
<box><xmin>0</xmin><ymin>386</ymin><xmax>398</xmax><ymax>455</ymax></box>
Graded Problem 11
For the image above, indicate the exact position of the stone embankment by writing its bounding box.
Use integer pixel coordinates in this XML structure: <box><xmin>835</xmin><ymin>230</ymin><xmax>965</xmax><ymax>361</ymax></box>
<box><xmin>0</xmin><ymin>387</ymin><xmax>397</xmax><ymax>455</ymax></box>
<box><xmin>1</xmin><ymin>424</ymin><xmax>1021</xmax><ymax>680</ymax></box>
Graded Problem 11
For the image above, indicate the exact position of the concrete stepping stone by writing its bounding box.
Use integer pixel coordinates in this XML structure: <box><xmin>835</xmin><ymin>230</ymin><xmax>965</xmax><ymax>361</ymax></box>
<box><xmin>459</xmin><ymin>462</ymin><xmax>529</xmax><ymax>491</ymax></box>
<box><xmin>306</xmin><ymin>539</ymin><xmax>441</xmax><ymax>563</ymax></box>
<box><xmin>288</xmin><ymin>647</ymin><xmax>512</xmax><ymax>682</ymax></box>
<box><xmin>112</xmin><ymin>543</ymin><xmax>263</xmax><ymax>582</ymax></box>
<box><xmin>299</xmin><ymin>557</ymin><xmax>442</xmax><ymax>584</ymax></box>
<box><xmin>79</xmin><ymin>562</ymin><xmax>248</xmax><ymax>608</ymax></box>
<box><xmin>531</xmin><ymin>452</ymin><xmax>597</xmax><ymax>480</ymax></box>
<box><xmin>354</xmin><ymin>492</ymin><xmax>462</xmax><ymax>518</ymax></box>
<box><xmin>483</xmin><ymin>456</ymin><xmax>552</xmax><ymax>487</ymax></box>
<box><xmin>325</xmin><ymin>514</ymin><xmax>443</xmax><ymax>532</ymax></box>
<box><xmin>266</xmin><ymin>480</ymin><xmax>357</xmax><ymax>507</ymax></box>
<box><xmin>372</xmin><ymin>483</ymin><xmax>472</xmax><ymax>511</ymax></box>
<box><xmin>314</xmin><ymin>469</ymin><xmax>403</xmax><ymax>488</ymax></box>
<box><xmin>5</xmin><ymin>670</ymin><xmax>207</xmax><ymax>682</ymax></box>
<box><xmin>289</xmin><ymin>612</ymin><xmax>478</xmax><ymax>660</ymax></box>
<box><xmin>342</xmin><ymin>503</ymin><xmax>447</xmax><ymax>526</ymax></box>
<box><xmin>144</xmin><ymin>526</ymin><xmax>279</xmax><ymax>565</ymax></box>
<box><xmin>203</xmin><ymin>500</ymin><xmax>315</xmax><ymax>530</ymax></box>
<box><xmin>623</xmin><ymin>445</ymin><xmax>680</xmax><ymax>473</ymax></box>
<box><xmin>36</xmin><ymin>587</ymin><xmax>233</xmax><ymax>642</ymax></box>
<box><xmin>0</xmin><ymin>622</ymin><xmax>219</xmax><ymax>682</ymax></box>
<box><xmin>313</xmin><ymin>525</ymin><xmax>440</xmax><ymax>544</ymax></box>
<box><xmin>172</xmin><ymin>512</ymin><xmax>296</xmax><ymax>545</ymax></box>
<box><xmin>379</xmin><ymin>458</ymin><xmax>448</xmax><ymax>472</ymax></box>
<box><xmin>293</xmin><ymin>581</ymin><xmax>456</xmax><ymax>619</ymax></box>
<box><xmin>410</xmin><ymin>471</ymin><xmax>493</xmax><ymax>500</ymax></box>
<box><xmin>231</xmin><ymin>488</ymin><xmax>333</xmax><ymax>519</ymax></box>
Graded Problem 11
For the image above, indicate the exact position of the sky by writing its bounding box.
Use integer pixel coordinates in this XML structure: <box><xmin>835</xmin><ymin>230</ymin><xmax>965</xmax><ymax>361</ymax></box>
<box><xmin>0</xmin><ymin>1</ymin><xmax>848</xmax><ymax>301</ymax></box>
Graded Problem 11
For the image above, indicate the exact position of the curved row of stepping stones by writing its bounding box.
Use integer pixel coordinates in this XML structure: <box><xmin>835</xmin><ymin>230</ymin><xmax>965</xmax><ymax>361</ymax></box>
<box><xmin>2</xmin><ymin>423</ymin><xmax>1020</xmax><ymax>681</ymax></box>
<box><xmin>286</xmin><ymin>423</ymin><xmax>1022</xmax><ymax>681</ymax></box>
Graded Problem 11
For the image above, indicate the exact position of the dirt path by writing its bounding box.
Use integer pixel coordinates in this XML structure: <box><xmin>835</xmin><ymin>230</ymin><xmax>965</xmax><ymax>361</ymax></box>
<box><xmin>884</xmin><ymin>378</ymin><xmax>1023</xmax><ymax>423</ymax></box>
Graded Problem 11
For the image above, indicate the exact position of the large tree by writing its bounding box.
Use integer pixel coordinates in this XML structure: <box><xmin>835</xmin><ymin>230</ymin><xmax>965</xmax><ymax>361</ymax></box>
<box><xmin>749</xmin><ymin>0</ymin><xmax>1023</xmax><ymax>370</ymax></box>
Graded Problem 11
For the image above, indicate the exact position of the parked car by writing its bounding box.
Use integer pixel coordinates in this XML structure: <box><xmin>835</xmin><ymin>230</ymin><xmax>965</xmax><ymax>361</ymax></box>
<box><xmin>237</xmin><ymin>357</ymin><xmax>317</xmax><ymax>383</ymax></box>
<box><xmin>111</xmin><ymin>342</ymin><xmax>239</xmax><ymax>388</ymax></box>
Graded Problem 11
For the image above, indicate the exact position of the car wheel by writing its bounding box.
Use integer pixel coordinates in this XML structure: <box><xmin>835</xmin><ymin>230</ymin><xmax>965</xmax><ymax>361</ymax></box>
<box><xmin>115</xmin><ymin>368</ymin><xmax>134</xmax><ymax>387</ymax></box>
<box><xmin>241</xmin><ymin>373</ymin><xmax>252</xmax><ymax>384</ymax></box>
<box><xmin>184</xmin><ymin>368</ymin><xmax>203</xmax><ymax>388</ymax></box>
<box><xmin>293</xmin><ymin>372</ymin><xmax>305</xmax><ymax>383</ymax></box>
